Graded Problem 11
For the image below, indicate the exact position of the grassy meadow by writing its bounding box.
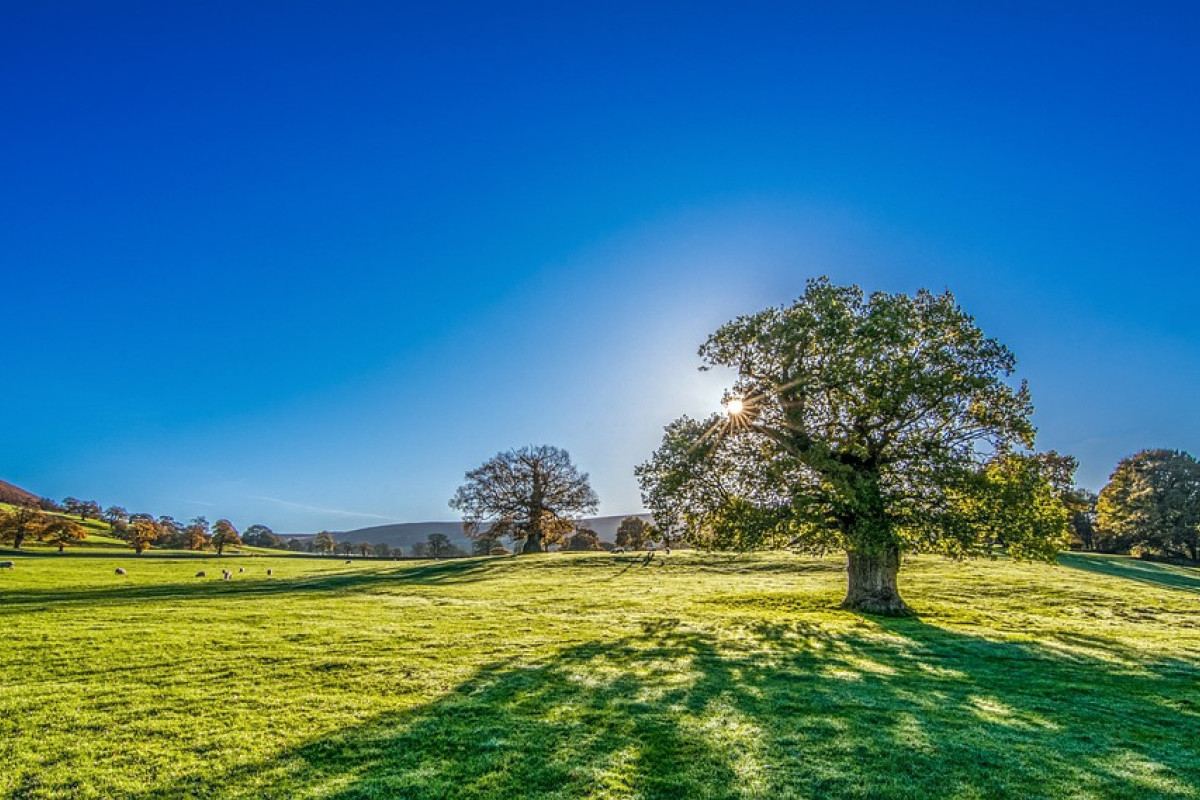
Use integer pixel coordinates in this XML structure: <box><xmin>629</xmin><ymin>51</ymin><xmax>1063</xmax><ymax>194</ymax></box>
<box><xmin>1</xmin><ymin>551</ymin><xmax>1198</xmax><ymax>799</ymax></box>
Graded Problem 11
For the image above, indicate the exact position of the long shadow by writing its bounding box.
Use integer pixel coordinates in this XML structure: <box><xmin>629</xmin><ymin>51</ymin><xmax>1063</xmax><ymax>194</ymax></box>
<box><xmin>0</xmin><ymin>558</ymin><xmax>506</xmax><ymax>611</ymax></box>
<box><xmin>1059</xmin><ymin>552</ymin><xmax>1200</xmax><ymax>594</ymax></box>
<box><xmin>120</xmin><ymin>614</ymin><xmax>1200</xmax><ymax>799</ymax></box>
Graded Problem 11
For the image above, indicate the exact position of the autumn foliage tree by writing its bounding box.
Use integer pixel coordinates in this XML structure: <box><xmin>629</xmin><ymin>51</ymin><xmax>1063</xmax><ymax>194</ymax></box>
<box><xmin>0</xmin><ymin>505</ymin><xmax>48</xmax><ymax>549</ymax></box>
<box><xmin>128</xmin><ymin>518</ymin><xmax>159</xmax><ymax>555</ymax></box>
<box><xmin>41</xmin><ymin>516</ymin><xmax>87</xmax><ymax>552</ymax></box>
<box><xmin>451</xmin><ymin>445</ymin><xmax>598</xmax><ymax>554</ymax></box>
<box><xmin>637</xmin><ymin>279</ymin><xmax>1072</xmax><ymax>615</ymax></box>
<box><xmin>211</xmin><ymin>519</ymin><xmax>242</xmax><ymax>555</ymax></box>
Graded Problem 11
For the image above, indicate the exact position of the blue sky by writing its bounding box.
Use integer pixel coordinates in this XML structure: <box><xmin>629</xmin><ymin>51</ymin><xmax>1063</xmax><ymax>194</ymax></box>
<box><xmin>2</xmin><ymin>2</ymin><xmax>1197</xmax><ymax>532</ymax></box>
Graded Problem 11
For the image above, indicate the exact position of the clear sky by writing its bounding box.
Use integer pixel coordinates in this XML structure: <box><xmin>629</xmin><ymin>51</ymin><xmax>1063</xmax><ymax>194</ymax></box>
<box><xmin>2</xmin><ymin>2</ymin><xmax>1197</xmax><ymax>533</ymax></box>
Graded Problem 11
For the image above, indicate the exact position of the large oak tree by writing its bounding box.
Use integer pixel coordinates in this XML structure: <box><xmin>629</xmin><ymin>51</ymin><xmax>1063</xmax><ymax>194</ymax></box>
<box><xmin>637</xmin><ymin>278</ymin><xmax>1071</xmax><ymax>615</ymax></box>
<box><xmin>451</xmin><ymin>445</ymin><xmax>598</xmax><ymax>554</ymax></box>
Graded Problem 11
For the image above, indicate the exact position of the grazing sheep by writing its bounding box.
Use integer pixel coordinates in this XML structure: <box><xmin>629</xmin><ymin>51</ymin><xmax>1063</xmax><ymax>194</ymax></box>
<box><xmin>345</xmin><ymin>559</ymin><xmax>352</xmax><ymax>564</ymax></box>
<box><xmin>195</xmin><ymin>570</ymin><xmax>207</xmax><ymax>578</ymax></box>
<box><xmin>266</xmin><ymin>568</ymin><xmax>273</xmax><ymax>576</ymax></box>
<box><xmin>223</xmin><ymin>572</ymin><xmax>231</xmax><ymax>581</ymax></box>
<box><xmin>115</xmin><ymin>567</ymin><xmax>127</xmax><ymax>575</ymax></box>
<box><xmin>238</xmin><ymin>567</ymin><xmax>245</xmax><ymax>573</ymax></box>
<box><xmin>611</xmin><ymin>547</ymin><xmax>625</xmax><ymax>554</ymax></box>
<box><xmin>0</xmin><ymin>561</ymin><xmax>14</xmax><ymax>569</ymax></box>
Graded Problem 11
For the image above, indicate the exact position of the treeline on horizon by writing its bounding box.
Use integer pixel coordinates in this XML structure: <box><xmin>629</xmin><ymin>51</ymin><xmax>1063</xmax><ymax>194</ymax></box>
<box><xmin>0</xmin><ymin>495</ymin><xmax>666</xmax><ymax>559</ymax></box>
<box><xmin>1</xmin><ymin>448</ymin><xmax>1197</xmax><ymax>563</ymax></box>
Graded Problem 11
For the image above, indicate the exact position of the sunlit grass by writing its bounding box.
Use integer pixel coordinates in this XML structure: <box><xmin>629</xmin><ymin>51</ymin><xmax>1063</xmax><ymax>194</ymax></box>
<box><xmin>1</xmin><ymin>551</ymin><xmax>1197</xmax><ymax>798</ymax></box>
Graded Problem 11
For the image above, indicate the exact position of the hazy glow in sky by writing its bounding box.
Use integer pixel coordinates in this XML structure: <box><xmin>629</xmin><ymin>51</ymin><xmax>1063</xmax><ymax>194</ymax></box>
<box><xmin>2</xmin><ymin>3</ymin><xmax>1197</xmax><ymax>532</ymax></box>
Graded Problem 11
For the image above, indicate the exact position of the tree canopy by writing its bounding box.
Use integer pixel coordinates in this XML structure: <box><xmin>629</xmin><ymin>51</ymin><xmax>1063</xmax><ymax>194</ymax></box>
<box><xmin>451</xmin><ymin>445</ymin><xmax>598</xmax><ymax>554</ymax></box>
<box><xmin>1097</xmin><ymin>449</ymin><xmax>1200</xmax><ymax>561</ymax></box>
<box><xmin>637</xmin><ymin>278</ymin><xmax>1072</xmax><ymax>614</ymax></box>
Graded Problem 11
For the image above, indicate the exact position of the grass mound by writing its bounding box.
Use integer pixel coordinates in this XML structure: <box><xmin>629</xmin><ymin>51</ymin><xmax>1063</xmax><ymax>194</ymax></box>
<box><xmin>1</xmin><ymin>551</ymin><xmax>1197</xmax><ymax>798</ymax></box>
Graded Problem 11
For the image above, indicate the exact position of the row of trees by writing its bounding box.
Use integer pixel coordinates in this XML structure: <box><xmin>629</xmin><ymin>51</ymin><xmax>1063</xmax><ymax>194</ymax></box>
<box><xmin>449</xmin><ymin>280</ymin><xmax>1198</xmax><ymax>616</ymax></box>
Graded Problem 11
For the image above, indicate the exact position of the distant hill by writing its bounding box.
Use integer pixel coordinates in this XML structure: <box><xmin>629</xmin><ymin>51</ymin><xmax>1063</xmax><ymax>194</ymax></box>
<box><xmin>289</xmin><ymin>514</ymin><xmax>655</xmax><ymax>550</ymax></box>
<box><xmin>0</xmin><ymin>479</ymin><xmax>40</xmax><ymax>507</ymax></box>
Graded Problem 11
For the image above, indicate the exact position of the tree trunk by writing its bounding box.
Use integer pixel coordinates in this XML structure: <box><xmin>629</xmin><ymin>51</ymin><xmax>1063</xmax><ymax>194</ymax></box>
<box><xmin>521</xmin><ymin>533</ymin><xmax>543</xmax><ymax>554</ymax></box>
<box><xmin>841</xmin><ymin>543</ymin><xmax>912</xmax><ymax>616</ymax></box>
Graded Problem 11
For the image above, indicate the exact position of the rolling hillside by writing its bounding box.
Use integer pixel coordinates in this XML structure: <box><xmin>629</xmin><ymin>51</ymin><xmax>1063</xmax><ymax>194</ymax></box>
<box><xmin>0</xmin><ymin>478</ymin><xmax>40</xmax><ymax>507</ymax></box>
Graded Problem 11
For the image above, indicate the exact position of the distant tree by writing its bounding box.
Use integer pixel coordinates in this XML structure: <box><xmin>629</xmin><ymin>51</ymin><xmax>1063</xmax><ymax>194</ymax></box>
<box><xmin>566</xmin><ymin>528</ymin><xmax>602</xmax><ymax>551</ymax></box>
<box><xmin>41</xmin><ymin>517</ymin><xmax>87</xmax><ymax>552</ymax></box>
<box><xmin>637</xmin><ymin>279</ymin><xmax>1070</xmax><ymax>615</ymax></box>
<box><xmin>211</xmin><ymin>519</ymin><xmax>242</xmax><ymax>555</ymax></box>
<box><xmin>615</xmin><ymin>517</ymin><xmax>655</xmax><ymax>551</ymax></box>
<box><xmin>103</xmin><ymin>506</ymin><xmax>129</xmax><ymax>525</ymax></box>
<box><xmin>156</xmin><ymin>516</ymin><xmax>184</xmax><ymax>547</ymax></box>
<box><xmin>65</xmin><ymin>499</ymin><xmax>101</xmax><ymax>521</ymax></box>
<box><xmin>1097</xmin><ymin>450</ymin><xmax>1200</xmax><ymax>561</ymax></box>
<box><xmin>38</xmin><ymin>497</ymin><xmax>64</xmax><ymax>512</ymax></box>
<box><xmin>471</xmin><ymin>536</ymin><xmax>504</xmax><ymax>557</ymax></box>
<box><xmin>313</xmin><ymin>531</ymin><xmax>336</xmax><ymax>554</ymax></box>
<box><xmin>374</xmin><ymin>542</ymin><xmax>391</xmax><ymax>557</ymax></box>
<box><xmin>336</xmin><ymin>540</ymin><xmax>355</xmax><ymax>556</ymax></box>
<box><xmin>357</xmin><ymin>542</ymin><xmax>373</xmax><ymax>557</ymax></box>
<box><xmin>185</xmin><ymin>517</ymin><xmax>211</xmax><ymax>551</ymax></box>
<box><xmin>61</xmin><ymin>497</ymin><xmax>83</xmax><ymax>518</ymax></box>
<box><xmin>450</xmin><ymin>444</ymin><xmax>599</xmax><ymax>554</ymax></box>
<box><xmin>243</xmin><ymin>524</ymin><xmax>282</xmax><ymax>548</ymax></box>
<box><xmin>285</xmin><ymin>538</ymin><xmax>307</xmax><ymax>552</ymax></box>
<box><xmin>1065</xmin><ymin>487</ymin><xmax>1099</xmax><ymax>550</ymax></box>
<box><xmin>426</xmin><ymin>533</ymin><xmax>455</xmax><ymax>558</ymax></box>
<box><xmin>411</xmin><ymin>541</ymin><xmax>429</xmax><ymax>558</ymax></box>
<box><xmin>0</xmin><ymin>505</ymin><xmax>48</xmax><ymax>549</ymax></box>
<box><xmin>109</xmin><ymin>519</ymin><xmax>131</xmax><ymax>541</ymax></box>
<box><xmin>128</xmin><ymin>518</ymin><xmax>159</xmax><ymax>555</ymax></box>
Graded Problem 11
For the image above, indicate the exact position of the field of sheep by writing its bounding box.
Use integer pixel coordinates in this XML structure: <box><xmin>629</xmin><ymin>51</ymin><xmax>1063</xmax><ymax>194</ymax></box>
<box><xmin>2</xmin><ymin>551</ymin><xmax>1199</xmax><ymax>799</ymax></box>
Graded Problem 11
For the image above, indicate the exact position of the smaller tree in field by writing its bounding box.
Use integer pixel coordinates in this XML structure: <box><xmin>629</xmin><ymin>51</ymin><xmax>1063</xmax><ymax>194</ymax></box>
<box><xmin>128</xmin><ymin>518</ymin><xmax>160</xmax><ymax>555</ymax></box>
<box><xmin>336</xmin><ymin>541</ymin><xmax>355</xmax><ymax>556</ymax></box>
<box><xmin>357</xmin><ymin>542</ymin><xmax>373</xmax><ymax>557</ymax></box>
<box><xmin>41</xmin><ymin>516</ymin><xmax>87</xmax><ymax>552</ymax></box>
<box><xmin>211</xmin><ymin>519</ymin><xmax>242</xmax><ymax>555</ymax></box>
<box><xmin>243</xmin><ymin>524</ymin><xmax>282</xmax><ymax>548</ymax></box>
<box><xmin>472</xmin><ymin>535</ymin><xmax>505</xmax><ymax>556</ymax></box>
<box><xmin>0</xmin><ymin>505</ymin><xmax>48</xmax><ymax>549</ymax></box>
<box><xmin>375</xmin><ymin>542</ymin><xmax>392</xmax><ymax>557</ymax></box>
<box><xmin>1097</xmin><ymin>450</ymin><xmax>1200</xmax><ymax>560</ymax></box>
<box><xmin>103</xmin><ymin>506</ymin><xmax>129</xmax><ymax>526</ymax></box>
<box><xmin>313</xmin><ymin>531</ymin><xmax>336</xmax><ymax>554</ymax></box>
<box><xmin>185</xmin><ymin>518</ymin><xmax>212</xmax><ymax>550</ymax></box>
<box><xmin>615</xmin><ymin>517</ymin><xmax>655</xmax><ymax>551</ymax></box>
<box><xmin>566</xmin><ymin>528</ymin><xmax>602</xmax><ymax>551</ymax></box>
<box><xmin>450</xmin><ymin>445</ymin><xmax>599</xmax><ymax>554</ymax></box>
<box><xmin>426</xmin><ymin>533</ymin><xmax>455</xmax><ymax>558</ymax></box>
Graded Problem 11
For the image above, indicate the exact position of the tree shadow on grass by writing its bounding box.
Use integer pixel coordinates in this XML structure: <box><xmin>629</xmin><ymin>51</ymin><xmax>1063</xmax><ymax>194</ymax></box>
<box><xmin>125</xmin><ymin>614</ymin><xmax>1200</xmax><ymax>800</ymax></box>
<box><xmin>1059</xmin><ymin>553</ymin><xmax>1200</xmax><ymax>595</ymax></box>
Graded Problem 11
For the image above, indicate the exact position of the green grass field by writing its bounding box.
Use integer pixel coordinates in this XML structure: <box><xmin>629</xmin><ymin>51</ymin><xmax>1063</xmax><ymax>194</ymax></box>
<box><xmin>1</xmin><ymin>551</ymin><xmax>1197</xmax><ymax>799</ymax></box>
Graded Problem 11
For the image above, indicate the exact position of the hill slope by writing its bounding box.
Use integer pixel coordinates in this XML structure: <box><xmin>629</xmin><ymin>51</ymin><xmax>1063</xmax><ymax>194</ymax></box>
<box><xmin>0</xmin><ymin>478</ymin><xmax>40</xmax><ymax>507</ymax></box>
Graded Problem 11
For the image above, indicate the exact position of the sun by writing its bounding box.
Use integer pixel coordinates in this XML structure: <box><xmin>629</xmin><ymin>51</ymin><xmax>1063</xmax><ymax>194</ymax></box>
<box><xmin>725</xmin><ymin>397</ymin><xmax>745</xmax><ymax>416</ymax></box>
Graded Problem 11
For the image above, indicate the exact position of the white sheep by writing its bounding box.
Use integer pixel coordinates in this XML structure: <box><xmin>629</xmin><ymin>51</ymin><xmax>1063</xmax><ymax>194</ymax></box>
<box><xmin>238</xmin><ymin>567</ymin><xmax>245</xmax><ymax>573</ymax></box>
<box><xmin>195</xmin><ymin>570</ymin><xmax>207</xmax><ymax>578</ymax></box>
<box><xmin>115</xmin><ymin>567</ymin><xmax>127</xmax><ymax>575</ymax></box>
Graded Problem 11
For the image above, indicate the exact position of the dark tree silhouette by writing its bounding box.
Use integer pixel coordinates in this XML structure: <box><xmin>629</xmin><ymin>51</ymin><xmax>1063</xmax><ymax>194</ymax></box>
<box><xmin>451</xmin><ymin>445</ymin><xmax>598</xmax><ymax>554</ymax></box>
